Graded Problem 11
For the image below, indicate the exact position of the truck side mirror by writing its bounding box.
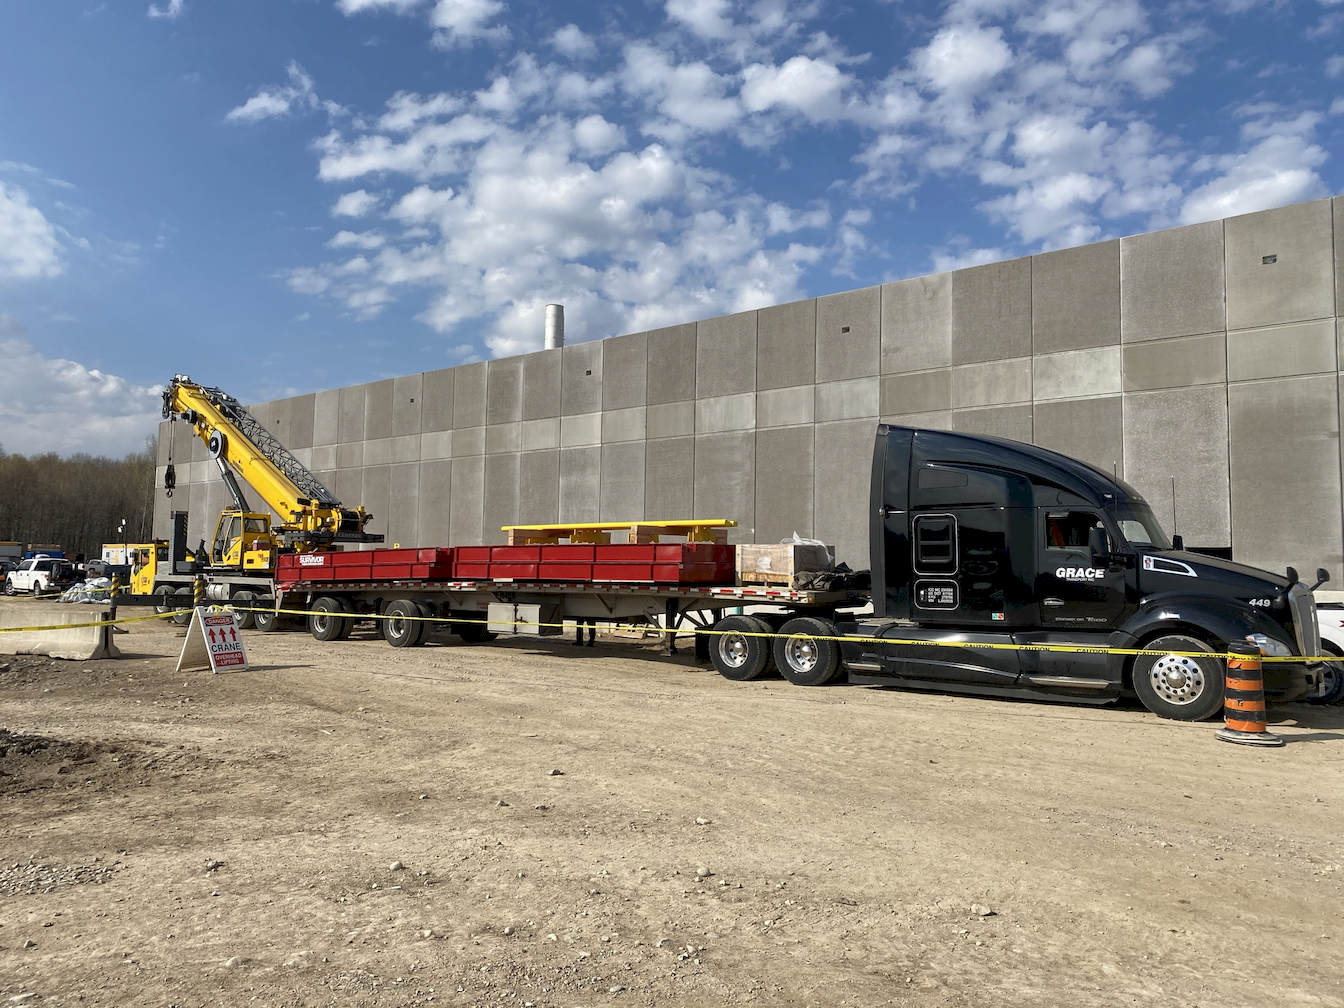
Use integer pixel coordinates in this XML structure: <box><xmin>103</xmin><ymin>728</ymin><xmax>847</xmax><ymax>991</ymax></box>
<box><xmin>1088</xmin><ymin>526</ymin><xmax>1109</xmax><ymax>565</ymax></box>
<box><xmin>1312</xmin><ymin>568</ymin><xmax>1330</xmax><ymax>591</ymax></box>
<box><xmin>1171</xmin><ymin>534</ymin><xmax>1184</xmax><ymax>551</ymax></box>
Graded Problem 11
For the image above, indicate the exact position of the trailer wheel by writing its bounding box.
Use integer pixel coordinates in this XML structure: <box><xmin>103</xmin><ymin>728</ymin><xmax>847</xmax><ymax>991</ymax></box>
<box><xmin>382</xmin><ymin>599</ymin><xmax>425</xmax><ymax>648</ymax></box>
<box><xmin>416</xmin><ymin>602</ymin><xmax>439</xmax><ymax>641</ymax></box>
<box><xmin>231</xmin><ymin>590</ymin><xmax>257</xmax><ymax>630</ymax></box>
<box><xmin>170</xmin><ymin>587</ymin><xmax>194</xmax><ymax>626</ymax></box>
<box><xmin>309</xmin><ymin>596</ymin><xmax>349</xmax><ymax>642</ymax></box>
<box><xmin>1132</xmin><ymin>634</ymin><xmax>1224</xmax><ymax>721</ymax></box>
<box><xmin>452</xmin><ymin>610</ymin><xmax>496</xmax><ymax>643</ymax></box>
<box><xmin>153</xmin><ymin>584</ymin><xmax>174</xmax><ymax>614</ymax></box>
<box><xmin>773</xmin><ymin>616</ymin><xmax>842</xmax><ymax>686</ymax></box>
<box><xmin>709</xmin><ymin>615</ymin><xmax>772</xmax><ymax>681</ymax></box>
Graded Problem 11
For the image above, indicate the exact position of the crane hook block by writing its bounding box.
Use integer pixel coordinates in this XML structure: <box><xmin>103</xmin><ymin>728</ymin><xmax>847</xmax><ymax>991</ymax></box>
<box><xmin>164</xmin><ymin>463</ymin><xmax>176</xmax><ymax>498</ymax></box>
<box><xmin>208</xmin><ymin>430</ymin><xmax>226</xmax><ymax>460</ymax></box>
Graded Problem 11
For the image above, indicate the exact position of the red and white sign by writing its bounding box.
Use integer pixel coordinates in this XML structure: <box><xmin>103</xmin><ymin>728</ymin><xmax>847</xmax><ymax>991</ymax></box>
<box><xmin>176</xmin><ymin>607</ymin><xmax>250</xmax><ymax>674</ymax></box>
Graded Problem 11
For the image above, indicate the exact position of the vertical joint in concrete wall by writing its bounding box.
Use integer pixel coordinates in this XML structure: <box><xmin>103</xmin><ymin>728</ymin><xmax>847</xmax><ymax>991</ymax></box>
<box><xmin>545</xmin><ymin>304</ymin><xmax>565</xmax><ymax>350</ymax></box>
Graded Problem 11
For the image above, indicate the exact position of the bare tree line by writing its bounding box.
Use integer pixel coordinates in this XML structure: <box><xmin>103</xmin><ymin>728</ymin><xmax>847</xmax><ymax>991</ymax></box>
<box><xmin>0</xmin><ymin>437</ymin><xmax>157</xmax><ymax>561</ymax></box>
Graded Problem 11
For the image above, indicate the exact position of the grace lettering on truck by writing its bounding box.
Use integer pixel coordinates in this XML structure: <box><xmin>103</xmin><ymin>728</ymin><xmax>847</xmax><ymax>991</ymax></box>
<box><xmin>1055</xmin><ymin>566</ymin><xmax>1106</xmax><ymax>580</ymax></box>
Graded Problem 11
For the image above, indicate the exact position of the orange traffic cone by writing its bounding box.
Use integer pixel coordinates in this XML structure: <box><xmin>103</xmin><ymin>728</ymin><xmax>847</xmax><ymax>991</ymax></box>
<box><xmin>1215</xmin><ymin>639</ymin><xmax>1284</xmax><ymax>747</ymax></box>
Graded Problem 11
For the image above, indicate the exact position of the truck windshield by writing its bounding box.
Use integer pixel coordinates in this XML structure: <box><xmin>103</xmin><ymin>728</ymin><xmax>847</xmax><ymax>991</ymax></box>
<box><xmin>1108</xmin><ymin>501</ymin><xmax>1170</xmax><ymax>550</ymax></box>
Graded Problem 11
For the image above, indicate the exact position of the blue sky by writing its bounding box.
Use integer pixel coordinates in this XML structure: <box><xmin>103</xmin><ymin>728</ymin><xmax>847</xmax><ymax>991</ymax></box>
<box><xmin>1</xmin><ymin>0</ymin><xmax>1341</xmax><ymax>457</ymax></box>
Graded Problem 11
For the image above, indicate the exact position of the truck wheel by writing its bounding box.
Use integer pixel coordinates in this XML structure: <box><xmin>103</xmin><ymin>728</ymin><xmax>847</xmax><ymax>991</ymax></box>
<box><xmin>171</xmin><ymin>587</ymin><xmax>194</xmax><ymax>626</ymax></box>
<box><xmin>773</xmin><ymin>616</ymin><xmax>842</xmax><ymax>686</ymax></box>
<box><xmin>3</xmin><ymin>578</ymin><xmax>13</xmax><ymax>596</ymax></box>
<box><xmin>153</xmin><ymin>584</ymin><xmax>174</xmax><ymax>614</ymax></box>
<box><xmin>31</xmin><ymin>579</ymin><xmax>44</xmax><ymax>596</ymax></box>
<box><xmin>309</xmin><ymin>596</ymin><xmax>349</xmax><ymax>642</ymax></box>
<box><xmin>709</xmin><ymin>615</ymin><xmax>772</xmax><ymax>681</ymax></box>
<box><xmin>253</xmin><ymin>604</ymin><xmax>281</xmax><ymax>633</ymax></box>
<box><xmin>1306</xmin><ymin>643</ymin><xmax>1344</xmax><ymax>705</ymax></box>
<box><xmin>382</xmin><ymin>599</ymin><xmax>425</xmax><ymax>648</ymax></box>
<box><xmin>452</xmin><ymin>610</ymin><xmax>496</xmax><ymax>643</ymax></box>
<box><xmin>416</xmin><ymin>602</ymin><xmax>439</xmax><ymax>641</ymax></box>
<box><xmin>231</xmin><ymin>590</ymin><xmax>257</xmax><ymax>630</ymax></box>
<box><xmin>1132</xmin><ymin>634</ymin><xmax>1224</xmax><ymax>721</ymax></box>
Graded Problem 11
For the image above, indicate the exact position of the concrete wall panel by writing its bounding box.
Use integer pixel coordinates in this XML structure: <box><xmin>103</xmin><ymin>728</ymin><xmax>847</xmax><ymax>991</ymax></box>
<box><xmin>387</xmin><ymin>462</ymin><xmax>419</xmax><ymax>547</ymax></box>
<box><xmin>486</xmin><ymin>422</ymin><xmax>521</xmax><ymax>455</ymax></box>
<box><xmin>815</xmin><ymin>376</ymin><xmax>879</xmax><ymax>422</ymax></box>
<box><xmin>364</xmin><ymin>434</ymin><xmax>421</xmax><ymax>466</ymax></box>
<box><xmin>522</xmin><ymin>350</ymin><xmax>561</xmax><ymax>420</ymax></box>
<box><xmin>1123</xmin><ymin>386</ymin><xmax>1230</xmax><ymax>549</ymax></box>
<box><xmin>951</xmin><ymin>257</ymin><xmax>1032</xmax><ymax>364</ymax></box>
<box><xmin>1227</xmin><ymin>319</ymin><xmax>1336</xmax><ymax>381</ymax></box>
<box><xmin>951</xmin><ymin>358</ymin><xmax>1032</xmax><ymax>408</ymax></box>
<box><xmin>645</xmin><ymin>323</ymin><xmax>697</xmax><ymax>405</ymax></box>
<box><xmin>758</xmin><ymin>299</ymin><xmax>816</xmax><ymax>391</ymax></box>
<box><xmin>360</xmin><ymin>465</ymin><xmax>392</xmax><ymax>544</ymax></box>
<box><xmin>560</xmin><ymin>412</ymin><xmax>602</xmax><ymax>448</ymax></box>
<box><xmin>950</xmin><ymin>404</ymin><xmax>1033</xmax><ymax>442</ymax></box>
<box><xmin>816</xmin><ymin>285</ymin><xmax>880</xmax><ymax>382</ymax></box>
<box><xmin>1122</xmin><ymin>334</ymin><xmax>1227</xmax><ymax>391</ymax></box>
<box><xmin>483</xmin><ymin>453</ymin><xmax>520</xmax><ymax>544</ymax></box>
<box><xmin>486</xmin><ymin>356</ymin><xmax>524</xmax><ymax>425</ymax></box>
<box><xmin>392</xmin><ymin>374</ymin><xmax>421</xmax><ymax>437</ymax></box>
<box><xmin>1032</xmin><ymin>397</ymin><xmax>1123</xmax><ymax>478</ymax></box>
<box><xmin>1033</xmin><ymin>347</ymin><xmax>1124</xmax><ymax>401</ymax></box>
<box><xmin>416</xmin><ymin>460</ymin><xmax>451</xmax><ymax>546</ymax></box>
<box><xmin>646</xmin><ymin>401</ymin><xmax>695</xmax><ymax>439</ymax></box>
<box><xmin>883</xmin><ymin>273</ymin><xmax>952</xmax><ymax>373</ymax></box>
<box><xmin>310</xmin><ymin>444</ymin><xmax>339</xmax><ymax>471</ymax></box>
<box><xmin>694</xmin><ymin>432</ymin><xmax>754</xmax><ymax>540</ymax></box>
<box><xmin>521</xmin><ymin>418</ymin><xmax>559</xmax><ymax>452</ymax></box>
<box><xmin>602</xmin><ymin>406</ymin><xmax>646</xmax><ymax>443</ymax></box>
<box><xmin>881</xmin><ymin>369</ymin><xmax>951</xmax><ymax>416</ymax></box>
<box><xmin>757</xmin><ymin>386</ymin><xmax>814</xmax><ymax>429</ymax></box>
<box><xmin>558</xmin><ymin>446</ymin><xmax>601</xmax><ymax>523</ymax></box>
<box><xmin>519</xmin><ymin>450</ymin><xmax>559</xmax><ymax>525</ymax></box>
<box><xmin>814</xmin><ymin>420</ymin><xmax>873</xmax><ymax>570</ymax></box>
<box><xmin>1230</xmin><ymin>375</ymin><xmax>1342</xmax><ymax>573</ymax></box>
<box><xmin>422</xmin><ymin>367</ymin><xmax>454</xmax><ymax>432</ymax></box>
<box><xmin>336</xmin><ymin>442</ymin><xmax>364</xmax><ymax>469</ymax></box>
<box><xmin>562</xmin><ymin>341</ymin><xmax>603</xmax><ymax>415</ymax></box>
<box><xmin>453</xmin><ymin>362</ymin><xmax>487</xmax><ymax>430</ymax></box>
<box><xmin>454</xmin><ymin>426</ymin><xmax>484</xmax><ymax>457</ymax></box>
<box><xmin>314</xmin><ymin>389</ymin><xmax>340</xmax><ymax>446</ymax></box>
<box><xmin>645</xmin><ymin>438</ymin><xmax>694</xmax><ymax>519</ymax></box>
<box><xmin>1032</xmin><ymin>239</ymin><xmax>1119</xmax><ymax>354</ymax></box>
<box><xmin>1335</xmin><ymin>196</ymin><xmax>1343</xmax><ymax>316</ymax></box>
<box><xmin>600</xmin><ymin>442</ymin><xmax>646</xmax><ymax>521</ymax></box>
<box><xmin>602</xmin><ymin>331</ymin><xmax>647</xmax><ymax>411</ymax></box>
<box><xmin>1225</xmin><ymin>198</ymin><xmax>1335</xmax><ymax>330</ymax></box>
<box><xmin>338</xmin><ymin>385</ymin><xmax>367</xmax><ymax>444</ymax></box>
<box><xmin>364</xmin><ymin>379</ymin><xmax>394</xmax><ymax>440</ymax></box>
<box><xmin>754</xmin><ymin>426</ymin><xmax>814</xmax><ymax>544</ymax></box>
<box><xmin>696</xmin><ymin>311</ymin><xmax>756</xmax><ymax>398</ymax></box>
<box><xmin>1120</xmin><ymin>220</ymin><xmax>1224</xmax><ymax>342</ymax></box>
<box><xmin>420</xmin><ymin>431</ymin><xmax>452</xmax><ymax>461</ymax></box>
<box><xmin>696</xmin><ymin>393</ymin><xmax>756</xmax><ymax>434</ymax></box>
<box><xmin>448</xmin><ymin>456</ymin><xmax>485</xmax><ymax>545</ymax></box>
<box><xmin>283</xmin><ymin>393</ymin><xmax>316</xmax><ymax>449</ymax></box>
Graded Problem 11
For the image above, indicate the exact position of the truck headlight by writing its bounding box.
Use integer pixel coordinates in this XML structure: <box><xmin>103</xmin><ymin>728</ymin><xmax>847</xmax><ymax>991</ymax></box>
<box><xmin>1247</xmin><ymin>633</ymin><xmax>1292</xmax><ymax>657</ymax></box>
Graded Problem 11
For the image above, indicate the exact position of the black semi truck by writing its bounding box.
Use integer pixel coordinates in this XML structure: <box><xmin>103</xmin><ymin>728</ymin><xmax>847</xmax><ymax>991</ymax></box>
<box><xmin>831</xmin><ymin>424</ymin><xmax>1323</xmax><ymax>720</ymax></box>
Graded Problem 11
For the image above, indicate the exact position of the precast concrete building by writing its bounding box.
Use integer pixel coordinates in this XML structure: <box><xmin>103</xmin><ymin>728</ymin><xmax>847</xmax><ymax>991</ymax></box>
<box><xmin>155</xmin><ymin>194</ymin><xmax>1344</xmax><ymax>579</ymax></box>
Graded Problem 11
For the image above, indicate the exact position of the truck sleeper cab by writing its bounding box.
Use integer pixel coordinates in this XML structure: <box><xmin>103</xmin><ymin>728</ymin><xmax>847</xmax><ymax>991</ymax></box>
<box><xmin>843</xmin><ymin>425</ymin><xmax>1321</xmax><ymax>720</ymax></box>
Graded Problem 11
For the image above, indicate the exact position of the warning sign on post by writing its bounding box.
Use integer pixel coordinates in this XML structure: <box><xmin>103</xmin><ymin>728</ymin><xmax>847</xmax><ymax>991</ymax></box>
<box><xmin>176</xmin><ymin>607</ymin><xmax>249</xmax><ymax>674</ymax></box>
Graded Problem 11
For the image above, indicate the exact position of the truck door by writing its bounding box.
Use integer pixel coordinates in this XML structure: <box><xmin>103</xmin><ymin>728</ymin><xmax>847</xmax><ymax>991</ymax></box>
<box><xmin>1037</xmin><ymin>510</ymin><xmax>1126</xmax><ymax>629</ymax></box>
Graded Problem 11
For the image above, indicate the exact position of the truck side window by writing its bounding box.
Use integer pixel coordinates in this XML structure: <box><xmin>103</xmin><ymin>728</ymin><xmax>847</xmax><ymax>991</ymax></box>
<box><xmin>1045</xmin><ymin>512</ymin><xmax>1099</xmax><ymax>550</ymax></box>
<box><xmin>913</xmin><ymin>514</ymin><xmax>957</xmax><ymax>574</ymax></box>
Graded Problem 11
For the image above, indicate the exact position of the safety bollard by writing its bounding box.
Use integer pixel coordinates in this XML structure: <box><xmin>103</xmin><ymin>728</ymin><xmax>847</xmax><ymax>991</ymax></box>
<box><xmin>193</xmin><ymin>573</ymin><xmax>206</xmax><ymax>610</ymax></box>
<box><xmin>109</xmin><ymin>574</ymin><xmax>122</xmax><ymax>602</ymax></box>
<box><xmin>1215</xmin><ymin>639</ymin><xmax>1284</xmax><ymax>747</ymax></box>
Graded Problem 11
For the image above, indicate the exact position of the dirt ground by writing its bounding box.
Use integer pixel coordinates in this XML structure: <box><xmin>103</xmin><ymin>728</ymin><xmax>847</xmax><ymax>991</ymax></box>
<box><xmin>1</xmin><ymin>599</ymin><xmax>1342</xmax><ymax>1008</ymax></box>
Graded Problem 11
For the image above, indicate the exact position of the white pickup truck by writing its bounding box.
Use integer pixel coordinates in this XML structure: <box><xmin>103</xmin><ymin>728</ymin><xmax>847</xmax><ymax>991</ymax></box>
<box><xmin>3</xmin><ymin>555</ymin><xmax>76</xmax><ymax>596</ymax></box>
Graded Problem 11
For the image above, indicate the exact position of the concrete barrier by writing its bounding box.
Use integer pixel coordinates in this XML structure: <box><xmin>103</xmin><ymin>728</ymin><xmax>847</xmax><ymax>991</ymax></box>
<box><xmin>0</xmin><ymin>603</ymin><xmax>120</xmax><ymax>660</ymax></box>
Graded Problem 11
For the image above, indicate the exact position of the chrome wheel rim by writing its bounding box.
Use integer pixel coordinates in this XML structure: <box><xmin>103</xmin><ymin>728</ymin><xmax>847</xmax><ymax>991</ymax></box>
<box><xmin>784</xmin><ymin>635</ymin><xmax>818</xmax><ymax>673</ymax></box>
<box><xmin>1150</xmin><ymin>653</ymin><xmax>1206</xmax><ymax>706</ymax></box>
<box><xmin>718</xmin><ymin>633</ymin><xmax>748</xmax><ymax>669</ymax></box>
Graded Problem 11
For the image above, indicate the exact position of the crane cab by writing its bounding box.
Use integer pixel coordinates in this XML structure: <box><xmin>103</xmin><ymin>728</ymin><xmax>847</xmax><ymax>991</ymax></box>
<box><xmin>211</xmin><ymin>510</ymin><xmax>278</xmax><ymax>571</ymax></box>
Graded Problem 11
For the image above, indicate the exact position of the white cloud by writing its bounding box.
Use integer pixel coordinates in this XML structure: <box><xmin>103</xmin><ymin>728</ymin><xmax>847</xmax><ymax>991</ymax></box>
<box><xmin>328</xmin><ymin>230</ymin><xmax>386</xmax><ymax>250</ymax></box>
<box><xmin>337</xmin><ymin>0</ymin><xmax>424</xmax><ymax>12</ymax></box>
<box><xmin>1180</xmin><ymin>111</ymin><xmax>1329</xmax><ymax>224</ymax></box>
<box><xmin>429</xmin><ymin>0</ymin><xmax>508</xmax><ymax>48</ymax></box>
<box><xmin>931</xmin><ymin>246</ymin><xmax>1011</xmax><ymax>272</ymax></box>
<box><xmin>573</xmin><ymin>115</ymin><xmax>625</xmax><ymax>155</ymax></box>
<box><xmin>741</xmin><ymin>56</ymin><xmax>850</xmax><ymax>120</ymax></box>
<box><xmin>227</xmin><ymin>62</ymin><xmax>332</xmax><ymax>123</ymax></box>
<box><xmin>551</xmin><ymin>24</ymin><xmax>597</xmax><ymax>60</ymax></box>
<box><xmin>1326</xmin><ymin>54</ymin><xmax>1344</xmax><ymax>78</ymax></box>
<box><xmin>332</xmin><ymin>189</ymin><xmax>381</xmax><ymax>217</ymax></box>
<box><xmin>666</xmin><ymin>0</ymin><xmax>735</xmax><ymax>40</ymax></box>
<box><xmin>913</xmin><ymin>24</ymin><xmax>1013</xmax><ymax>95</ymax></box>
<box><xmin>380</xmin><ymin>91</ymin><xmax>464</xmax><ymax>132</ymax></box>
<box><xmin>0</xmin><ymin>182</ymin><xmax>64</xmax><ymax>280</ymax></box>
<box><xmin>0</xmin><ymin>322</ymin><xmax>161</xmax><ymax>457</ymax></box>
<box><xmin>147</xmin><ymin>0</ymin><xmax>184</xmax><ymax>19</ymax></box>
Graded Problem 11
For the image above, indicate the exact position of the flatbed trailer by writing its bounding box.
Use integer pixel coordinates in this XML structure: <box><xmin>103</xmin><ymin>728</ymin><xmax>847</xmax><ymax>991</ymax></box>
<box><xmin>270</xmin><ymin>573</ymin><xmax>863</xmax><ymax>666</ymax></box>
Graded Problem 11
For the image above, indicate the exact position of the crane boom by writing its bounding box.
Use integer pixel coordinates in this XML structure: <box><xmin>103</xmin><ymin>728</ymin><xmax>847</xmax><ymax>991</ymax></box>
<box><xmin>162</xmin><ymin>374</ymin><xmax>379</xmax><ymax>547</ymax></box>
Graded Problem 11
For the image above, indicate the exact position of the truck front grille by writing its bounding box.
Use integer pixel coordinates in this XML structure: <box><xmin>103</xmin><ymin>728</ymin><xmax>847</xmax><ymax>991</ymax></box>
<box><xmin>1287</xmin><ymin>582</ymin><xmax>1319</xmax><ymax>660</ymax></box>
